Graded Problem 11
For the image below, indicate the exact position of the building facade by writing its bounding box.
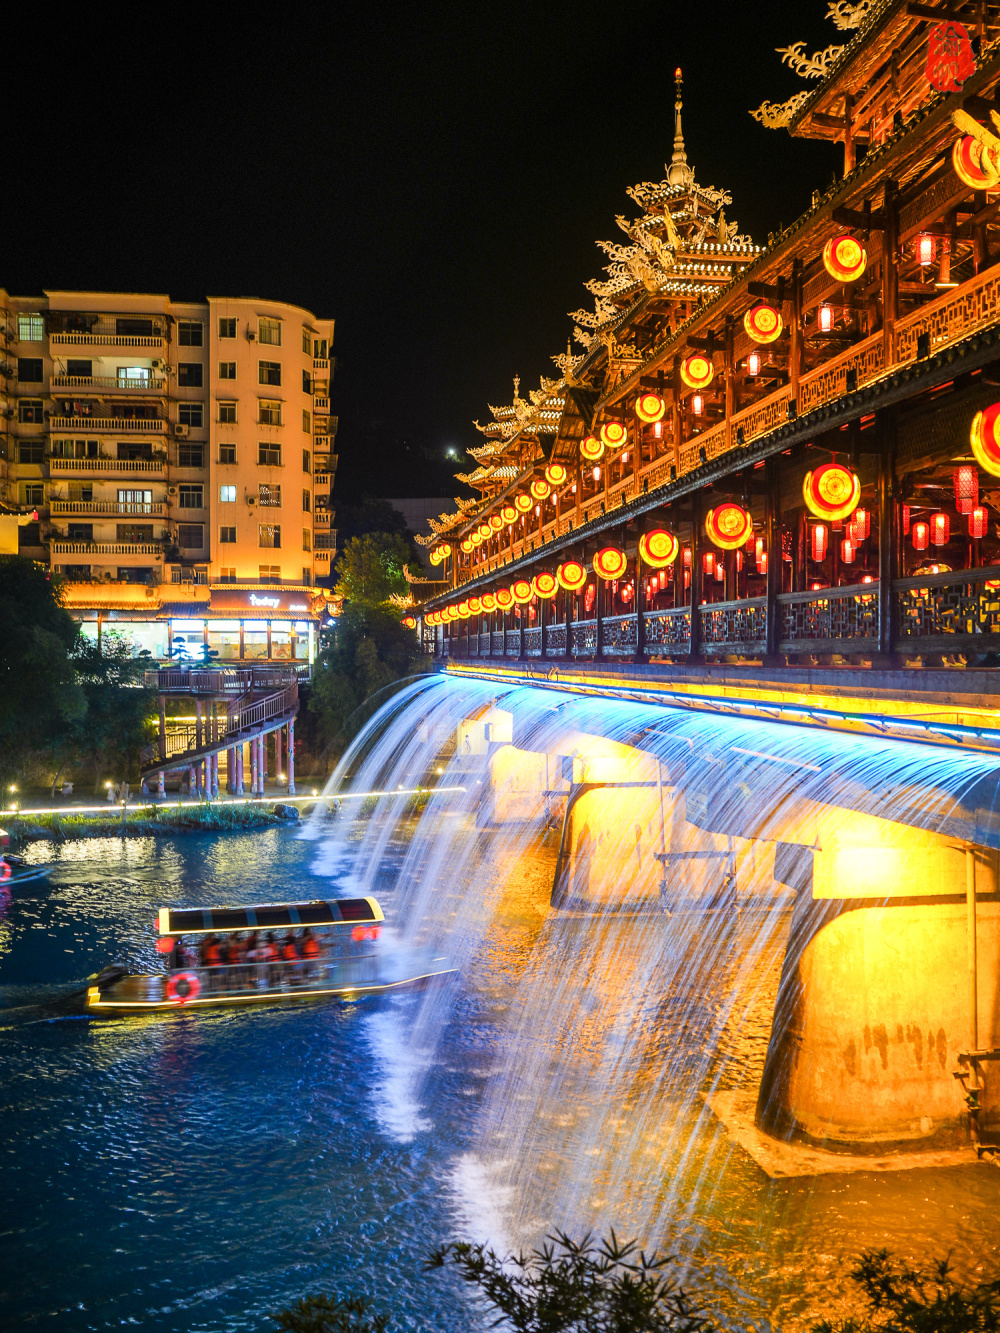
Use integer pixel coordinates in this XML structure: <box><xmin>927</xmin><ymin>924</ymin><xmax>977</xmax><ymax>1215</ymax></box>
<box><xmin>0</xmin><ymin>290</ymin><xmax>337</xmax><ymax>662</ymax></box>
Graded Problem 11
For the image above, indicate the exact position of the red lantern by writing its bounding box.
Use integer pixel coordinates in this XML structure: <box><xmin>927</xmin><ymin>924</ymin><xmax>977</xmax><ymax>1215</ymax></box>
<box><xmin>556</xmin><ymin>560</ymin><xmax>587</xmax><ymax>592</ymax></box>
<box><xmin>841</xmin><ymin>538</ymin><xmax>856</xmax><ymax>564</ymax></box>
<box><xmin>926</xmin><ymin>21</ymin><xmax>976</xmax><ymax>93</ymax></box>
<box><xmin>931</xmin><ymin>512</ymin><xmax>950</xmax><ymax>546</ymax></box>
<box><xmin>653</xmin><ymin>420</ymin><xmax>663</xmax><ymax>439</ymax></box>
<box><xmin>495</xmin><ymin>587</ymin><xmax>515</xmax><ymax>610</ymax></box>
<box><xmin>680</xmin><ymin>353</ymin><xmax>714</xmax><ymax>390</ymax></box>
<box><xmin>638</xmin><ymin>529</ymin><xmax>679</xmax><ymax>568</ymax></box>
<box><xmin>511</xmin><ymin>579</ymin><xmax>533</xmax><ymax>604</ymax></box>
<box><xmin>714</xmin><ymin>560</ymin><xmax>725</xmax><ymax>582</ymax></box>
<box><xmin>954</xmin><ymin>465</ymin><xmax>978</xmax><ymax>513</ymax></box>
<box><xmin>635</xmin><ymin>392</ymin><xmax>666</xmax><ymax>423</ymax></box>
<box><xmin>691</xmin><ymin>393</ymin><xmax>704</xmax><ymax>416</ymax></box>
<box><xmin>953</xmin><ymin>134</ymin><xmax>1000</xmax><ymax>189</ymax></box>
<box><xmin>705</xmin><ymin>502</ymin><xmax>753</xmax><ymax>550</ymax></box>
<box><xmin>810</xmin><ymin>524</ymin><xmax>829</xmax><ymax>562</ymax></box>
<box><xmin>744</xmin><ymin>303</ymin><xmax>783</xmax><ymax>344</ymax></box>
<box><xmin>746</xmin><ymin>350</ymin><xmax>762</xmax><ymax>377</ymax></box>
<box><xmin>755</xmin><ymin>536</ymin><xmax>765</xmax><ymax>564</ymax></box>
<box><xmin>969</xmin><ymin>505</ymin><xmax>989</xmax><ymax>539</ymax></box>
<box><xmin>592</xmin><ymin>466</ymin><xmax>601</xmax><ymax>481</ymax></box>
<box><xmin>902</xmin><ymin>504</ymin><xmax>910</xmax><ymax>535</ymax></box>
<box><xmin>912</xmin><ymin>520</ymin><xmax>930</xmax><ymax>552</ymax></box>
<box><xmin>823</xmin><ymin>235</ymin><xmax>868</xmax><ymax>283</ymax></box>
<box><xmin>683</xmin><ymin>546</ymin><xmax>692</xmax><ymax>568</ymax></box>
<box><xmin>702</xmin><ymin>551</ymin><xmax>715</xmax><ymax>576</ymax></box>
<box><xmin>401</xmin><ymin>615</ymin><xmax>417</xmax><ymax>629</ymax></box>
<box><xmin>802</xmin><ymin>462</ymin><xmax>861</xmax><ymax>521</ymax></box>
<box><xmin>532</xmin><ymin>572</ymin><xmax>558</xmax><ymax>599</ymax></box>
<box><xmin>817</xmin><ymin>304</ymin><xmax>834</xmax><ymax>333</ymax></box>
<box><xmin>594</xmin><ymin>546</ymin><xmax>628</xmax><ymax>581</ymax></box>
<box><xmin>757</xmin><ymin>551</ymin><xmax>768</xmax><ymax>574</ymax></box>
<box><xmin>156</xmin><ymin>936</ymin><xmax>175</xmax><ymax>954</ymax></box>
<box><xmin>917</xmin><ymin>234</ymin><xmax>937</xmax><ymax>267</ymax></box>
<box><xmin>861</xmin><ymin>573</ymin><xmax>875</xmax><ymax>584</ymax></box>
<box><xmin>853</xmin><ymin>507</ymin><xmax>870</xmax><ymax>541</ymax></box>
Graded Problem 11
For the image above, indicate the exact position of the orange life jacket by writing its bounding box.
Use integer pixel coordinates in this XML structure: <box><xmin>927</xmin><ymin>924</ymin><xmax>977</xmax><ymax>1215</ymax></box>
<box><xmin>302</xmin><ymin>938</ymin><xmax>320</xmax><ymax>958</ymax></box>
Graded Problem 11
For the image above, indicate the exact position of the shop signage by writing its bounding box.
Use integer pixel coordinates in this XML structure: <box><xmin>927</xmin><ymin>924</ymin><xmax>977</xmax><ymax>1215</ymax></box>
<box><xmin>209</xmin><ymin>588</ymin><xmax>317</xmax><ymax>616</ymax></box>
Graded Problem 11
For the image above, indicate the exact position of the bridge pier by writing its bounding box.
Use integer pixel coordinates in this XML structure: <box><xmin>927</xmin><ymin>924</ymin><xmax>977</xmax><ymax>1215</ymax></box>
<box><xmin>157</xmin><ymin>771</ymin><xmax>165</xmax><ymax>798</ymax></box>
<box><xmin>287</xmin><ymin>719</ymin><xmax>295</xmax><ymax>794</ymax></box>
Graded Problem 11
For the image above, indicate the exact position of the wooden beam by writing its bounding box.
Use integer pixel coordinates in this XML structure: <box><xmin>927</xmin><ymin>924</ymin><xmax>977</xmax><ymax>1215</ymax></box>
<box><xmin>906</xmin><ymin>1</ymin><xmax>968</xmax><ymax>20</ymax></box>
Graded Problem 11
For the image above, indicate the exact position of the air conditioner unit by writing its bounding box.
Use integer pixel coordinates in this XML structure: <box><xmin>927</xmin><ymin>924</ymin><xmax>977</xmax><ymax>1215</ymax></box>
<box><xmin>247</xmin><ymin>330</ymin><xmax>257</xmax><ymax>341</ymax></box>
<box><xmin>246</xmin><ymin>495</ymin><xmax>256</xmax><ymax>505</ymax></box>
<box><xmin>168</xmin><ymin>486</ymin><xmax>177</xmax><ymax>495</ymax></box>
<box><xmin>174</xmin><ymin>423</ymin><xmax>189</xmax><ymax>438</ymax></box>
<box><xmin>151</xmin><ymin>359</ymin><xmax>164</xmax><ymax>370</ymax></box>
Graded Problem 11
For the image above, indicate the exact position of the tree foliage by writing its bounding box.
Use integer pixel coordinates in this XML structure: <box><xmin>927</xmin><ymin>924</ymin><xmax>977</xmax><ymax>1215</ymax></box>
<box><xmin>271</xmin><ymin>1294</ymin><xmax>388</xmax><ymax>1333</ymax></box>
<box><xmin>0</xmin><ymin>557</ymin><xmax>85</xmax><ymax>786</ymax></box>
<box><xmin>333</xmin><ymin>532</ymin><xmax>412</xmax><ymax>606</ymax></box>
<box><xmin>425</xmin><ymin>1230</ymin><xmax>711</xmax><ymax>1333</ymax></box>
<box><xmin>68</xmin><ymin>634</ymin><xmax>155</xmax><ymax>792</ymax></box>
<box><xmin>809</xmin><ymin>1251</ymin><xmax>1000</xmax><ymax>1333</ymax></box>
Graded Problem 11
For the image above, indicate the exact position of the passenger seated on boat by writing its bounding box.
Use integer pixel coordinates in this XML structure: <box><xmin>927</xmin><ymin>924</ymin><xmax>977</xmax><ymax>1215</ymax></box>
<box><xmin>224</xmin><ymin>935</ymin><xmax>246</xmax><ymax>989</ymax></box>
<box><xmin>262</xmin><ymin>932</ymin><xmax>281</xmax><ymax>987</ymax></box>
<box><xmin>201</xmin><ymin>934</ymin><xmax>224</xmax><ymax>987</ymax></box>
<box><xmin>172</xmin><ymin>939</ymin><xmax>195</xmax><ymax>970</ymax></box>
<box><xmin>301</xmin><ymin>928</ymin><xmax>321</xmax><ymax>980</ymax></box>
<box><xmin>245</xmin><ymin>935</ymin><xmax>267</xmax><ymax>989</ymax></box>
<box><xmin>280</xmin><ymin>931</ymin><xmax>301</xmax><ymax>984</ymax></box>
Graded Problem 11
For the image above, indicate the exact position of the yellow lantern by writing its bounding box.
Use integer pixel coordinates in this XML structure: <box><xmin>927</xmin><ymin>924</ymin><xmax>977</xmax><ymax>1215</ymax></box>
<box><xmin>953</xmin><ymin>134</ymin><xmax>1000</xmax><ymax>189</ymax></box>
<box><xmin>593</xmin><ymin>546</ymin><xmax>628</xmax><ymax>581</ymax></box>
<box><xmin>460</xmin><ymin>538</ymin><xmax>473</xmax><ymax>553</ymax></box>
<box><xmin>489</xmin><ymin>513</ymin><xmax>504</xmax><ymax>532</ymax></box>
<box><xmin>428</xmin><ymin>548</ymin><xmax>442</xmax><ymax>566</ymax></box>
<box><xmin>502</xmin><ymin>504</ymin><xmax>518</xmax><ymax>525</ymax></box>
<box><xmin>802</xmin><ymin>462</ymin><xmax>861</xmax><ymax>521</ymax></box>
<box><xmin>635</xmin><ymin>391</ymin><xmax>666</xmax><ymax>423</ymax></box>
<box><xmin>401</xmin><ymin>615</ymin><xmax>416</xmax><ymax>629</ymax></box>
<box><xmin>478</xmin><ymin>522</ymin><xmax>492</xmax><ymax>539</ymax></box>
<box><xmin>599</xmin><ymin>420</ymin><xmax>628</xmax><ymax>450</ymax></box>
<box><xmin>495</xmin><ymin>587</ymin><xmax>514</xmax><ymax>611</ymax></box>
<box><xmin>514</xmin><ymin>493</ymin><xmax>533</xmax><ymax>513</ymax></box>
<box><xmin>822</xmin><ymin>234</ymin><xmax>867</xmax><ymax>283</ymax></box>
<box><xmin>481</xmin><ymin>592</ymin><xmax>497</xmax><ymax>611</ymax></box>
<box><xmin>743</xmin><ymin>303</ymin><xmax>783</xmax><ymax>344</ymax></box>
<box><xmin>512</xmin><ymin>579</ymin><xmax>533</xmax><ymax>604</ymax></box>
<box><xmin>457</xmin><ymin>600</ymin><xmax>471</xmax><ymax>618</ymax></box>
<box><xmin>470</xmin><ymin>531</ymin><xmax>483</xmax><ymax>547</ymax></box>
<box><xmin>544</xmin><ymin>462</ymin><xmax>568</xmax><ymax>486</ymax></box>
<box><xmin>970</xmin><ymin>403</ymin><xmax>1000</xmax><ymax>477</ymax></box>
<box><xmin>705</xmin><ymin>503</ymin><xmax>754</xmax><ymax>550</ymax></box>
<box><xmin>530</xmin><ymin>478</ymin><xmax>551</xmax><ymax>501</ymax></box>
<box><xmin>557</xmin><ymin>560</ymin><xmax>587</xmax><ymax>592</ymax></box>
<box><xmin>680</xmin><ymin>353</ymin><xmax>714</xmax><ymax>390</ymax></box>
<box><xmin>580</xmin><ymin>435</ymin><xmax>604</xmax><ymax>461</ymax></box>
<box><xmin>532</xmin><ymin>572</ymin><xmax>558</xmax><ymax>599</ymax></box>
<box><xmin>638</xmin><ymin>529</ymin><xmax>679</xmax><ymax>568</ymax></box>
<box><xmin>468</xmin><ymin>596</ymin><xmax>482</xmax><ymax>614</ymax></box>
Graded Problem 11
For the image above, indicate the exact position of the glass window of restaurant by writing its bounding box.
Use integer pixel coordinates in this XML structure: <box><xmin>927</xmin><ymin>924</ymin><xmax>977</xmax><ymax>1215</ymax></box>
<box><xmin>294</xmin><ymin>621</ymin><xmax>311</xmax><ymax>660</ymax></box>
<box><xmin>243</xmin><ymin>620</ymin><xmax>268</xmax><ymax>660</ymax></box>
<box><xmin>270</xmin><ymin>620</ymin><xmax>292</xmax><ymax>660</ymax></box>
<box><xmin>170</xmin><ymin>619</ymin><xmax>206</xmax><ymax>661</ymax></box>
<box><xmin>207</xmin><ymin>619</ymin><xmax>241</xmax><ymax>660</ymax></box>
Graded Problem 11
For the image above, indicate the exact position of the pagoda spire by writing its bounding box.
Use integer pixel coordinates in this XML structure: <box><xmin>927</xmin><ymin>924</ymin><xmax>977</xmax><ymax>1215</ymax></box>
<box><xmin>667</xmin><ymin>67</ymin><xmax>694</xmax><ymax>188</ymax></box>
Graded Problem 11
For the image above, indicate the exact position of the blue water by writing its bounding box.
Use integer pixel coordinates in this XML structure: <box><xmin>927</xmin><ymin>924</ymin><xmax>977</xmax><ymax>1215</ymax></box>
<box><xmin>0</xmin><ymin>831</ymin><xmax>484</xmax><ymax>1332</ymax></box>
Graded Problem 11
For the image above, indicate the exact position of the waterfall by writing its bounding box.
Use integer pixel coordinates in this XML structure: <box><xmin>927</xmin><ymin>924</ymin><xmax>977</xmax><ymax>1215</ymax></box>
<box><xmin>303</xmin><ymin>671</ymin><xmax>1000</xmax><ymax>1264</ymax></box>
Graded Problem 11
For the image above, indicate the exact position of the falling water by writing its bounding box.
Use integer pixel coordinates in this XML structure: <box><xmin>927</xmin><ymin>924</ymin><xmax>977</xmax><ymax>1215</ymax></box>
<box><xmin>302</xmin><ymin>671</ymin><xmax>1000</xmax><ymax>1322</ymax></box>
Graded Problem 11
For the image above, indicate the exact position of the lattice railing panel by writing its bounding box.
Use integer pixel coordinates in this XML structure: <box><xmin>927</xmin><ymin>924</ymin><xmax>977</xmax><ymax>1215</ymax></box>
<box><xmin>602</xmin><ymin>613</ymin><xmax>638</xmax><ymax>655</ymax></box>
<box><xmin>570</xmin><ymin>620</ymin><xmax>598</xmax><ymax>656</ymax></box>
<box><xmin>545</xmin><ymin>622</ymin><xmax>567</xmax><ymax>655</ymax></box>
<box><xmin>505</xmin><ymin>630</ymin><xmax>521</xmax><ymax>657</ymax></box>
<box><xmin>895</xmin><ymin>567</ymin><xmax>1000</xmax><ymax>642</ymax></box>
<box><xmin>798</xmin><ymin>334</ymin><xmax>885</xmax><ymax>416</ymax></box>
<box><xmin>699</xmin><ymin>598</ymin><xmax>766</xmax><ymax>652</ymax></box>
<box><xmin>643</xmin><ymin>608</ymin><xmax>691</xmax><ymax>651</ymax></box>
<box><xmin>897</xmin><ymin>267</ymin><xmax>1000</xmax><ymax>364</ymax></box>
<box><xmin>778</xmin><ymin>586</ymin><xmax>879</xmax><ymax>646</ymax></box>
<box><xmin>491</xmin><ymin>631</ymin><xmax>504</xmax><ymax>655</ymax></box>
<box><xmin>524</xmin><ymin>627</ymin><xmax>542</xmax><ymax>656</ymax></box>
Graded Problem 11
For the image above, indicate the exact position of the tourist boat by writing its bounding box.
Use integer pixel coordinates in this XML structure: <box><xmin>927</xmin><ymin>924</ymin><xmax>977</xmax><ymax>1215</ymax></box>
<box><xmin>1</xmin><ymin>853</ymin><xmax>51</xmax><ymax>887</ymax></box>
<box><xmin>85</xmin><ymin>896</ymin><xmax>454</xmax><ymax>1014</ymax></box>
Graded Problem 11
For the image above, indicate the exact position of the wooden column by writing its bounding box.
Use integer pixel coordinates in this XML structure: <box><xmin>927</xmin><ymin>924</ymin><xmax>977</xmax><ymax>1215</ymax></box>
<box><xmin>574</xmin><ymin>457</ymin><xmax>582</xmax><ymax>526</ymax></box>
<box><xmin>688</xmin><ymin>496</ymin><xmax>703</xmax><ymax>663</ymax></box>
<box><xmin>564</xmin><ymin>585</ymin><xmax>573</xmax><ymax>660</ymax></box>
<box><xmin>540</xmin><ymin>594</ymin><xmax>547</xmax><ymax>658</ymax></box>
<box><xmin>764</xmin><ymin>457</ymin><xmax>782</xmax><ymax>663</ymax></box>
<box><xmin>671</xmin><ymin>355</ymin><xmax>682</xmax><ymax>473</ymax></box>
<box><xmin>877</xmin><ymin>407</ymin><xmax>897</xmax><ymax>662</ymax></box>
<box><xmin>158</xmin><ymin>695</ymin><xmax>166</xmax><ymax>761</ymax></box>
<box><xmin>287</xmin><ymin>719</ymin><xmax>296</xmax><ymax>794</ymax></box>
<box><xmin>789</xmin><ymin>258</ymin><xmax>803</xmax><ymax>404</ymax></box>
<box><xmin>595</xmin><ymin>571</ymin><xmax>604</xmax><ymax>661</ymax></box>
<box><xmin>724</xmin><ymin>317</ymin><xmax>735</xmax><ymax>452</ymax></box>
<box><xmin>634</xmin><ymin>551</ymin><xmax>647</xmax><ymax>663</ymax></box>
<box><xmin>843</xmin><ymin>93</ymin><xmax>855</xmax><ymax>176</ymax></box>
<box><xmin>882</xmin><ymin>179</ymin><xmax>899</xmax><ymax>368</ymax></box>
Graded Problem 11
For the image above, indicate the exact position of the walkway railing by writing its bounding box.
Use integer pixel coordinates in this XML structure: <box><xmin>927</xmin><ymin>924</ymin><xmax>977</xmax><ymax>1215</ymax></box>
<box><xmin>436</xmin><ymin>565</ymin><xmax>1000</xmax><ymax>665</ymax></box>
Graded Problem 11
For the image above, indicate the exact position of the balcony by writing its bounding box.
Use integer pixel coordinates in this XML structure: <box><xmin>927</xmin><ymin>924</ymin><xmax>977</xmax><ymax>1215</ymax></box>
<box><xmin>313</xmin><ymin>396</ymin><xmax>330</xmax><ymax>412</ymax></box>
<box><xmin>313</xmin><ymin>358</ymin><xmax>329</xmax><ymax>371</ymax></box>
<box><xmin>51</xmin><ymin>542</ymin><xmax>164</xmax><ymax>557</ymax></box>
<box><xmin>50</xmin><ymin>500</ymin><xmax>166</xmax><ymax>516</ymax></box>
<box><xmin>49</xmin><ymin>416</ymin><xmax>166</xmax><ymax>433</ymax></box>
<box><xmin>51</xmin><ymin>376</ymin><xmax>166</xmax><ymax>393</ymax></box>
<box><xmin>48</xmin><ymin>314</ymin><xmax>166</xmax><ymax>350</ymax></box>
<box><xmin>49</xmin><ymin>457</ymin><xmax>166</xmax><ymax>474</ymax></box>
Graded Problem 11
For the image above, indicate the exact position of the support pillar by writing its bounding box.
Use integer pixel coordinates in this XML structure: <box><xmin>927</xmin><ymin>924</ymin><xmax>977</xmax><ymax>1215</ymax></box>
<box><xmin>157</xmin><ymin>770</ymin><xmax>165</xmax><ymax>797</ymax></box>
<box><xmin>195</xmin><ymin>699</ymin><xmax>203</xmax><ymax>750</ymax></box>
<box><xmin>634</xmin><ymin>551</ymin><xmax>647</xmax><ymax>663</ymax></box>
<box><xmin>287</xmin><ymin>719</ymin><xmax>296</xmax><ymax>795</ymax></box>
<box><xmin>258</xmin><ymin>735</ymin><xmax>265</xmax><ymax>795</ymax></box>
<box><xmin>236</xmin><ymin>743</ymin><xmax>244</xmax><ymax>796</ymax></box>
<box><xmin>764</xmin><ymin>456</ymin><xmax>782</xmax><ymax>664</ymax></box>
<box><xmin>189</xmin><ymin>765</ymin><xmax>197</xmax><ymax>796</ymax></box>
<box><xmin>250</xmin><ymin>741</ymin><xmax>258</xmax><ymax>797</ymax></box>
<box><xmin>688</xmin><ymin>496</ymin><xmax>703</xmax><ymax>663</ymax></box>
<box><xmin>158</xmin><ymin>695</ymin><xmax>166</xmax><ymax>762</ymax></box>
<box><xmin>595</xmin><ymin>572</ymin><xmax>604</xmax><ymax>661</ymax></box>
<box><xmin>877</xmin><ymin>406</ymin><xmax>897</xmax><ymax>663</ymax></box>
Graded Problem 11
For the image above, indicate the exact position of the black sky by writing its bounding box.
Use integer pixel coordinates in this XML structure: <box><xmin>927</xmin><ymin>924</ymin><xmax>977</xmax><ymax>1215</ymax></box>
<box><xmin>7</xmin><ymin>2</ymin><xmax>843</xmax><ymax>502</ymax></box>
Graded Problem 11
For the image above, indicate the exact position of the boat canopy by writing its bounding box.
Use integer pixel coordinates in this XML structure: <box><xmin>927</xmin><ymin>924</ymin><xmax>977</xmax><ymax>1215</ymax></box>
<box><xmin>157</xmin><ymin>897</ymin><xmax>384</xmax><ymax>937</ymax></box>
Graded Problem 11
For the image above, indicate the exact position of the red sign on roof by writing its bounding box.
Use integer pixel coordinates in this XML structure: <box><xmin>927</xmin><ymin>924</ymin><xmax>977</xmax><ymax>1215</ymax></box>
<box><xmin>925</xmin><ymin>21</ymin><xmax>976</xmax><ymax>93</ymax></box>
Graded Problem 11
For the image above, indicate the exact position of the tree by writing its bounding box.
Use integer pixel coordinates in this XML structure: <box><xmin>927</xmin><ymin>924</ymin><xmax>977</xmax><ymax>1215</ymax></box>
<box><xmin>425</xmin><ymin>1231</ymin><xmax>712</xmax><ymax>1333</ymax></box>
<box><xmin>68</xmin><ymin>634</ymin><xmax>156</xmax><ymax>793</ymax></box>
<box><xmin>309</xmin><ymin>532</ymin><xmax>421</xmax><ymax>751</ymax></box>
<box><xmin>809</xmin><ymin>1251</ymin><xmax>1000</xmax><ymax>1333</ymax></box>
<box><xmin>0</xmin><ymin>557</ymin><xmax>85</xmax><ymax>789</ymax></box>
<box><xmin>271</xmin><ymin>1295</ymin><xmax>388</xmax><ymax>1333</ymax></box>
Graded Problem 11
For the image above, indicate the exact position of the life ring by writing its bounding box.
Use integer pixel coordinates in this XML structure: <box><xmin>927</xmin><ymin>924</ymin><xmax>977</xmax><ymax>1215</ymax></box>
<box><xmin>0</xmin><ymin>860</ymin><xmax>11</xmax><ymax>881</ymax></box>
<box><xmin>165</xmin><ymin>971</ymin><xmax>201</xmax><ymax>1004</ymax></box>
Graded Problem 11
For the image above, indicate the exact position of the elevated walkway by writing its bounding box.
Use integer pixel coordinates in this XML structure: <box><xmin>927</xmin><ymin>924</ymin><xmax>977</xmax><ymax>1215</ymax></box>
<box><xmin>141</xmin><ymin>667</ymin><xmax>300</xmax><ymax>795</ymax></box>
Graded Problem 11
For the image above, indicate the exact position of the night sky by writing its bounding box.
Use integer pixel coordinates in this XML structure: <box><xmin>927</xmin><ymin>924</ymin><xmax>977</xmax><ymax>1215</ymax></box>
<box><xmin>7</xmin><ymin>3</ymin><xmax>843</xmax><ymax>503</ymax></box>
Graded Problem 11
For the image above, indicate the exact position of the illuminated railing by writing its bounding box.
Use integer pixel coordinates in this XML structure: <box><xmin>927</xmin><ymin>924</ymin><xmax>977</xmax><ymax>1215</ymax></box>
<box><xmin>895</xmin><ymin>565</ymin><xmax>1000</xmax><ymax>656</ymax></box>
<box><xmin>700</xmin><ymin>597</ymin><xmax>767</xmax><ymax>656</ymax></box>
<box><xmin>778</xmin><ymin>585</ymin><xmax>879</xmax><ymax>654</ymax></box>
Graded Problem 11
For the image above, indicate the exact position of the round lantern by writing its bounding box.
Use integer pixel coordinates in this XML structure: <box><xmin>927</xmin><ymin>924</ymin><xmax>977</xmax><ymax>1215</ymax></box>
<box><xmin>930</xmin><ymin>512</ymin><xmax>950</xmax><ymax>546</ymax></box>
<box><xmin>557</xmin><ymin>560</ymin><xmax>587</xmax><ymax>592</ymax></box>
<box><xmin>460</xmin><ymin>538</ymin><xmax>473</xmax><ymax>553</ymax></box>
<box><xmin>680</xmin><ymin>353</ymin><xmax>714</xmax><ymax>390</ymax></box>
<box><xmin>802</xmin><ymin>462</ymin><xmax>861</xmax><ymax>521</ymax></box>
<box><xmin>580</xmin><ymin>435</ymin><xmax>604</xmax><ymax>462</ymax></box>
<box><xmin>599</xmin><ymin>420</ymin><xmax>628</xmax><ymax>450</ymax></box>
<box><xmin>439</xmin><ymin>543</ymin><xmax>452</xmax><ymax>559</ymax></box>
<box><xmin>402</xmin><ymin>615</ymin><xmax>416</xmax><ymax>629</ymax></box>
<box><xmin>514</xmin><ymin>493</ymin><xmax>533</xmax><ymax>513</ymax></box>
<box><xmin>822</xmin><ymin>234</ymin><xmax>868</xmax><ymax>283</ymax></box>
<box><xmin>457</xmin><ymin>600</ymin><xmax>471</xmax><ymax>619</ymax></box>
<box><xmin>635</xmin><ymin>391</ymin><xmax>666</xmax><ymax>424</ymax></box>
<box><xmin>916</xmin><ymin>234</ymin><xmax>936</xmax><ymax>267</ymax></box>
<box><xmin>512</xmin><ymin>579</ymin><xmax>533</xmax><ymax>604</ymax></box>
<box><xmin>912</xmin><ymin>520</ymin><xmax>930</xmax><ymax>552</ymax></box>
<box><xmin>544</xmin><ymin>462</ymin><xmax>568</xmax><ymax>487</ymax></box>
<box><xmin>471</xmin><ymin>531</ymin><xmax>483</xmax><ymax>548</ymax></box>
<box><xmin>743</xmin><ymin>303</ymin><xmax>783</xmax><ymax>344</ymax></box>
<box><xmin>953</xmin><ymin>134</ymin><xmax>1000</xmax><ymax>190</ymax></box>
<box><xmin>530</xmin><ymin>478</ymin><xmax>551</xmax><ymax>501</ymax></box>
<box><xmin>489</xmin><ymin>514</ymin><xmax>504</xmax><ymax>532</ymax></box>
<box><xmin>969</xmin><ymin>505</ymin><xmax>989</xmax><ymax>539</ymax></box>
<box><xmin>705</xmin><ymin>502</ymin><xmax>754</xmax><ymax>551</ymax></box>
<box><xmin>428</xmin><ymin>548</ymin><xmax>442</xmax><ymax>566</ymax></box>
<box><xmin>810</xmin><ymin>524</ymin><xmax>829</xmax><ymax>563</ymax></box>
<box><xmin>468</xmin><ymin>596</ymin><xmax>482</xmax><ymax>614</ymax></box>
<box><xmin>593</xmin><ymin>546</ymin><xmax>628</xmax><ymax>581</ymax></box>
<box><xmin>481</xmin><ymin>592</ymin><xmax>497</xmax><ymax>612</ymax></box>
<box><xmin>495</xmin><ymin>587</ymin><xmax>514</xmax><ymax>610</ymax></box>
<box><xmin>970</xmin><ymin>404</ymin><xmax>1000</xmax><ymax>477</ymax></box>
<box><xmin>532</xmin><ymin>572</ymin><xmax>558</xmax><ymax>599</ymax></box>
<box><xmin>954</xmin><ymin>465</ymin><xmax>978</xmax><ymax>513</ymax></box>
<box><xmin>638</xmin><ymin>529</ymin><xmax>679</xmax><ymax>568</ymax></box>
<box><xmin>501</xmin><ymin>504</ymin><xmax>517</xmax><ymax>525</ymax></box>
<box><xmin>478</xmin><ymin>522</ymin><xmax>492</xmax><ymax>539</ymax></box>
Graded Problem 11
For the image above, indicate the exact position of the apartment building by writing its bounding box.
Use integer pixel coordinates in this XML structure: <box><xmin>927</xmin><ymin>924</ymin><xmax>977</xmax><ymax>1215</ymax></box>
<box><xmin>0</xmin><ymin>290</ymin><xmax>337</xmax><ymax>662</ymax></box>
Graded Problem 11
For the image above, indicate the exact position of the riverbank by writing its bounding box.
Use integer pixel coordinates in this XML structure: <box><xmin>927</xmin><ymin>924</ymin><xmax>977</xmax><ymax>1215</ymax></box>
<box><xmin>3</xmin><ymin>801</ymin><xmax>301</xmax><ymax>845</ymax></box>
